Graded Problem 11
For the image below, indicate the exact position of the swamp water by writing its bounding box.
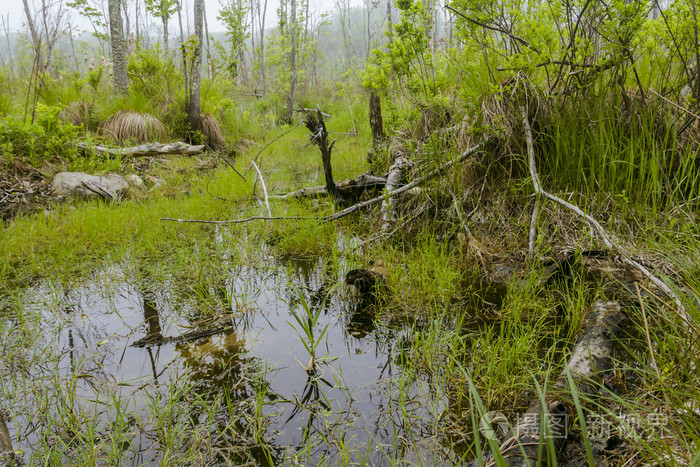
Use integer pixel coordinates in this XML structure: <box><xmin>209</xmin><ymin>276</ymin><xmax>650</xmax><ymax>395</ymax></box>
<box><xmin>2</xmin><ymin>248</ymin><xmax>468</xmax><ymax>465</ymax></box>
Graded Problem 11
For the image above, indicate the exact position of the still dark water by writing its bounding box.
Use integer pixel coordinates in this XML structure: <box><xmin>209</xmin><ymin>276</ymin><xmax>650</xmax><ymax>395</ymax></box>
<box><xmin>7</xmin><ymin>252</ymin><xmax>457</xmax><ymax>465</ymax></box>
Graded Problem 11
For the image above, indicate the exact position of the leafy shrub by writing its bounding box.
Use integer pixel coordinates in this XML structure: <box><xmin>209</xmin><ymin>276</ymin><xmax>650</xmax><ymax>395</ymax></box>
<box><xmin>0</xmin><ymin>104</ymin><xmax>80</xmax><ymax>166</ymax></box>
<box><xmin>127</xmin><ymin>45</ymin><xmax>180</xmax><ymax>106</ymax></box>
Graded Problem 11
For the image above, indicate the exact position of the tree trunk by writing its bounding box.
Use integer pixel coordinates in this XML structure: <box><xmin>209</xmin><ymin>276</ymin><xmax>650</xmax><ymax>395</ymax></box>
<box><xmin>135</xmin><ymin>0</ymin><xmax>140</xmax><ymax>44</ymax></box>
<box><xmin>251</xmin><ymin>0</ymin><xmax>256</xmax><ymax>65</ymax></box>
<box><xmin>386</xmin><ymin>0</ymin><xmax>393</xmax><ymax>45</ymax></box>
<box><xmin>176</xmin><ymin>0</ymin><xmax>188</xmax><ymax>92</ymax></box>
<box><xmin>236</xmin><ymin>0</ymin><xmax>247</xmax><ymax>84</ymax></box>
<box><xmin>259</xmin><ymin>0</ymin><xmax>268</xmax><ymax>94</ymax></box>
<box><xmin>189</xmin><ymin>0</ymin><xmax>203</xmax><ymax>132</ymax></box>
<box><xmin>305</xmin><ymin>108</ymin><xmax>342</xmax><ymax>203</ymax></box>
<box><xmin>303</xmin><ymin>0</ymin><xmax>309</xmax><ymax>91</ymax></box>
<box><xmin>284</xmin><ymin>0</ymin><xmax>297</xmax><ymax>123</ymax></box>
<box><xmin>1</xmin><ymin>14</ymin><xmax>15</xmax><ymax>79</ymax></box>
<box><xmin>122</xmin><ymin>0</ymin><xmax>130</xmax><ymax>51</ymax></box>
<box><xmin>22</xmin><ymin>0</ymin><xmax>40</xmax><ymax>51</ymax></box>
<box><xmin>427</xmin><ymin>0</ymin><xmax>434</xmax><ymax>52</ymax></box>
<box><xmin>338</xmin><ymin>1</ymin><xmax>349</xmax><ymax>66</ymax></box>
<box><xmin>109</xmin><ymin>0</ymin><xmax>129</xmax><ymax>95</ymax></box>
<box><xmin>369</xmin><ymin>91</ymin><xmax>384</xmax><ymax>144</ymax></box>
<box><xmin>203</xmin><ymin>1</ymin><xmax>212</xmax><ymax>79</ymax></box>
<box><xmin>162</xmin><ymin>13</ymin><xmax>169</xmax><ymax>55</ymax></box>
<box><xmin>22</xmin><ymin>0</ymin><xmax>43</xmax><ymax>74</ymax></box>
<box><xmin>365</xmin><ymin>0</ymin><xmax>371</xmax><ymax>58</ymax></box>
<box><xmin>68</xmin><ymin>23</ymin><xmax>80</xmax><ymax>72</ymax></box>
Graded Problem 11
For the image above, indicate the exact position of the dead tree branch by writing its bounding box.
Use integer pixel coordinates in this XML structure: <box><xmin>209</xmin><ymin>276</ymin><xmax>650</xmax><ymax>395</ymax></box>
<box><xmin>251</xmin><ymin>161</ymin><xmax>272</xmax><ymax>217</ymax></box>
<box><xmin>324</xmin><ymin>139</ymin><xmax>489</xmax><ymax>222</ymax></box>
<box><xmin>273</xmin><ymin>174</ymin><xmax>387</xmax><ymax>201</ymax></box>
<box><xmin>77</xmin><ymin>141</ymin><xmax>206</xmax><ymax>157</ymax></box>
<box><xmin>160</xmin><ymin>216</ymin><xmax>313</xmax><ymax>224</ymax></box>
<box><xmin>521</xmin><ymin>106</ymin><xmax>689</xmax><ymax>321</ymax></box>
<box><xmin>305</xmin><ymin>106</ymin><xmax>342</xmax><ymax>203</ymax></box>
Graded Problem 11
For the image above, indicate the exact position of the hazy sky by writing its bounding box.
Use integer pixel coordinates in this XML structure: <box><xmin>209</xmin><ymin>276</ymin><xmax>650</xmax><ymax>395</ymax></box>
<box><xmin>0</xmin><ymin>0</ymin><xmax>359</xmax><ymax>36</ymax></box>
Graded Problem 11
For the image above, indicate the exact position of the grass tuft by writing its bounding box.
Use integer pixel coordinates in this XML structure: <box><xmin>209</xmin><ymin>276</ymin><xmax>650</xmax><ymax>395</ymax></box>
<box><xmin>99</xmin><ymin>110</ymin><xmax>168</xmax><ymax>144</ymax></box>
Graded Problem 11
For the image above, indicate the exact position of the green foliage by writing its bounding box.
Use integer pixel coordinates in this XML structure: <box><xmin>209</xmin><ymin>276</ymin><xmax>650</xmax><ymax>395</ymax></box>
<box><xmin>0</xmin><ymin>104</ymin><xmax>80</xmax><ymax>166</ymax></box>
<box><xmin>217</xmin><ymin>0</ymin><xmax>249</xmax><ymax>79</ymax></box>
<box><xmin>363</xmin><ymin>0</ymin><xmax>440</xmax><ymax>100</ymax></box>
<box><xmin>144</xmin><ymin>0</ymin><xmax>177</xmax><ymax>23</ymax></box>
<box><xmin>127</xmin><ymin>45</ymin><xmax>180</xmax><ymax>106</ymax></box>
<box><xmin>66</xmin><ymin>0</ymin><xmax>109</xmax><ymax>43</ymax></box>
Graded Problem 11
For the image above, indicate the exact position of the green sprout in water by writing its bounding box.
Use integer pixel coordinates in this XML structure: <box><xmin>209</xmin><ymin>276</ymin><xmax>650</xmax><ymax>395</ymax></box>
<box><xmin>287</xmin><ymin>284</ymin><xmax>336</xmax><ymax>374</ymax></box>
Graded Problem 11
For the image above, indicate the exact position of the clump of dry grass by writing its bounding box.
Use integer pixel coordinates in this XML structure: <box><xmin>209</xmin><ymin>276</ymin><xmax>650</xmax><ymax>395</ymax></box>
<box><xmin>415</xmin><ymin>102</ymin><xmax>453</xmax><ymax>141</ymax></box>
<box><xmin>201</xmin><ymin>113</ymin><xmax>224</xmax><ymax>150</ymax></box>
<box><xmin>99</xmin><ymin>110</ymin><xmax>167</xmax><ymax>144</ymax></box>
<box><xmin>59</xmin><ymin>102</ymin><xmax>92</xmax><ymax>128</ymax></box>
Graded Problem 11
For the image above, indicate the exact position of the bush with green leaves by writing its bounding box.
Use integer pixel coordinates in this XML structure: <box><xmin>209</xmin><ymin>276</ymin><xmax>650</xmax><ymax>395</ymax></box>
<box><xmin>127</xmin><ymin>45</ymin><xmax>181</xmax><ymax>107</ymax></box>
<box><xmin>363</xmin><ymin>0</ymin><xmax>443</xmax><ymax>102</ymax></box>
<box><xmin>0</xmin><ymin>104</ymin><xmax>80</xmax><ymax>166</ymax></box>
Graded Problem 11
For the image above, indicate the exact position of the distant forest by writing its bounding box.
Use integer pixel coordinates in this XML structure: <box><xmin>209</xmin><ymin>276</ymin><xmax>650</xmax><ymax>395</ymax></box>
<box><xmin>0</xmin><ymin>1</ymin><xmax>458</xmax><ymax>87</ymax></box>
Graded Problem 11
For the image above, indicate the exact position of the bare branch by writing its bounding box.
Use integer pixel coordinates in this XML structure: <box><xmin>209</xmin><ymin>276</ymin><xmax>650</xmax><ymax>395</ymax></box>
<box><xmin>521</xmin><ymin>106</ymin><xmax>689</xmax><ymax>321</ymax></box>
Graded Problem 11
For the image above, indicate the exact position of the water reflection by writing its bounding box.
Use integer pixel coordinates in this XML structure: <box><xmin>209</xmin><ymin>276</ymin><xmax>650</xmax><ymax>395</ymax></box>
<box><xmin>9</xmin><ymin>254</ymin><xmax>457</xmax><ymax>465</ymax></box>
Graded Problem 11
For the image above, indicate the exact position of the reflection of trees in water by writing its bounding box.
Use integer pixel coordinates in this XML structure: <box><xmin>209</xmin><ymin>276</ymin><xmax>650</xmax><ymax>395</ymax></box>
<box><xmin>58</xmin><ymin>288</ymin><xmax>119</xmax><ymax>384</ymax></box>
<box><xmin>132</xmin><ymin>255</ymin><xmax>449</xmax><ymax>463</ymax></box>
<box><xmin>141</xmin><ymin>289</ymin><xmax>163</xmax><ymax>339</ymax></box>
<box><xmin>174</xmin><ymin>332</ymin><xmax>283</xmax><ymax>464</ymax></box>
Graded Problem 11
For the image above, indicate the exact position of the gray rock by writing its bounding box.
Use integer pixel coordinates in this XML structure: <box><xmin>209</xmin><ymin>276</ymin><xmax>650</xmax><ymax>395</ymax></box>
<box><xmin>143</xmin><ymin>175</ymin><xmax>167</xmax><ymax>190</ymax></box>
<box><xmin>125</xmin><ymin>174</ymin><xmax>146</xmax><ymax>189</ymax></box>
<box><xmin>51</xmin><ymin>172</ymin><xmax>129</xmax><ymax>201</ymax></box>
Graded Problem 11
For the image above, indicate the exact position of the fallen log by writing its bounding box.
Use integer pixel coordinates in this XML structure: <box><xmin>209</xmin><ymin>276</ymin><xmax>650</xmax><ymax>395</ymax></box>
<box><xmin>77</xmin><ymin>141</ymin><xmax>206</xmax><ymax>157</ymax></box>
<box><xmin>491</xmin><ymin>301</ymin><xmax>625</xmax><ymax>466</ymax></box>
<box><xmin>324</xmin><ymin>138</ymin><xmax>489</xmax><ymax>222</ymax></box>
<box><xmin>274</xmin><ymin>173</ymin><xmax>387</xmax><ymax>201</ymax></box>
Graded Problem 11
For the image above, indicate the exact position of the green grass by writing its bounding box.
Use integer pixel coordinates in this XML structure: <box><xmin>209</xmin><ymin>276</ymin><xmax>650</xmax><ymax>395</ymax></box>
<box><xmin>2</xmin><ymin>52</ymin><xmax>700</xmax><ymax>466</ymax></box>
